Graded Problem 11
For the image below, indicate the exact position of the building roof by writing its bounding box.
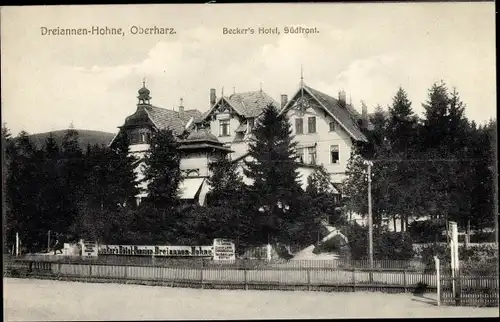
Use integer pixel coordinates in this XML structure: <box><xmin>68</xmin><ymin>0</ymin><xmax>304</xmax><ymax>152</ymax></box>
<box><xmin>281</xmin><ymin>84</ymin><xmax>368</xmax><ymax>142</ymax></box>
<box><xmin>180</xmin><ymin>109</ymin><xmax>203</xmax><ymax>124</ymax></box>
<box><xmin>235</xmin><ymin>122</ymin><xmax>247</xmax><ymax>133</ymax></box>
<box><xmin>178</xmin><ymin>143</ymin><xmax>233</xmax><ymax>152</ymax></box>
<box><xmin>303</xmin><ymin>85</ymin><xmax>367</xmax><ymax>142</ymax></box>
<box><xmin>144</xmin><ymin>106</ymin><xmax>187</xmax><ymax>135</ymax></box>
<box><xmin>138</xmin><ymin>86</ymin><xmax>150</xmax><ymax>96</ymax></box>
<box><xmin>109</xmin><ymin>104</ymin><xmax>203</xmax><ymax>147</ymax></box>
<box><xmin>200</xmin><ymin>90</ymin><xmax>279</xmax><ymax>122</ymax></box>
<box><xmin>178</xmin><ymin>128</ymin><xmax>233</xmax><ymax>152</ymax></box>
<box><xmin>121</xmin><ymin>105</ymin><xmax>202</xmax><ymax>135</ymax></box>
<box><xmin>227</xmin><ymin>90</ymin><xmax>279</xmax><ymax>118</ymax></box>
<box><xmin>183</xmin><ymin>128</ymin><xmax>220</xmax><ymax>144</ymax></box>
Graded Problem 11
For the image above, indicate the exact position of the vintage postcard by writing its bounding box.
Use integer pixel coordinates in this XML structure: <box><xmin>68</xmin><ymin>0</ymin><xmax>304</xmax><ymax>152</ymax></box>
<box><xmin>1</xmin><ymin>3</ymin><xmax>498</xmax><ymax>321</ymax></box>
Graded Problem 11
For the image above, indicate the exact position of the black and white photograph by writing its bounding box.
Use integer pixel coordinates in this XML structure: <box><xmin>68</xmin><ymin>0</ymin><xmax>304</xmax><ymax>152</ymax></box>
<box><xmin>1</xmin><ymin>3</ymin><xmax>498</xmax><ymax>320</ymax></box>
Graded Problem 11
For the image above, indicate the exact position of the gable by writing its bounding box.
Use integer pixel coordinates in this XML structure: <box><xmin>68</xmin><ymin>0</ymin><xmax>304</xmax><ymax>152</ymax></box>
<box><xmin>200</xmin><ymin>97</ymin><xmax>241</xmax><ymax>123</ymax></box>
<box><xmin>280</xmin><ymin>86</ymin><xmax>368</xmax><ymax>142</ymax></box>
<box><xmin>284</xmin><ymin>90</ymin><xmax>322</xmax><ymax>117</ymax></box>
<box><xmin>200</xmin><ymin>90</ymin><xmax>279</xmax><ymax>124</ymax></box>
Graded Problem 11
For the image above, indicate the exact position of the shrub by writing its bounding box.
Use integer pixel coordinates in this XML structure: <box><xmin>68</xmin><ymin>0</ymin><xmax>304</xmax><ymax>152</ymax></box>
<box><xmin>408</xmin><ymin>219</ymin><xmax>447</xmax><ymax>243</ymax></box>
<box><xmin>343</xmin><ymin>223</ymin><xmax>415</xmax><ymax>260</ymax></box>
<box><xmin>417</xmin><ymin>242</ymin><xmax>499</xmax><ymax>271</ymax></box>
<box><xmin>375</xmin><ymin>231</ymin><xmax>415</xmax><ymax>260</ymax></box>
<box><xmin>470</xmin><ymin>231</ymin><xmax>496</xmax><ymax>243</ymax></box>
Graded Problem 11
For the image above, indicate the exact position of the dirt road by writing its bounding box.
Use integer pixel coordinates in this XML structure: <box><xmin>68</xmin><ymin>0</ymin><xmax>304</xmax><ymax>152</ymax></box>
<box><xmin>4</xmin><ymin>278</ymin><xmax>498</xmax><ymax>320</ymax></box>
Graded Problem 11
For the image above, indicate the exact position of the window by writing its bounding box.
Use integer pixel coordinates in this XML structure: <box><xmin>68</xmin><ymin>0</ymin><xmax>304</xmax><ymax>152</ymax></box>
<box><xmin>295</xmin><ymin>118</ymin><xmax>303</xmax><ymax>135</ymax></box>
<box><xmin>330</xmin><ymin>145</ymin><xmax>339</xmax><ymax>164</ymax></box>
<box><xmin>146</xmin><ymin>132</ymin><xmax>152</xmax><ymax>143</ymax></box>
<box><xmin>308</xmin><ymin>146</ymin><xmax>317</xmax><ymax>165</ymax></box>
<box><xmin>296</xmin><ymin>147</ymin><xmax>304</xmax><ymax>163</ymax></box>
<box><xmin>130</xmin><ymin>132</ymin><xmax>138</xmax><ymax>144</ymax></box>
<box><xmin>140</xmin><ymin>133</ymin><xmax>146</xmax><ymax>143</ymax></box>
<box><xmin>219</xmin><ymin>119</ymin><xmax>230</xmax><ymax>137</ymax></box>
<box><xmin>308</xmin><ymin>117</ymin><xmax>316</xmax><ymax>133</ymax></box>
<box><xmin>329</xmin><ymin>121</ymin><xmax>336</xmax><ymax>132</ymax></box>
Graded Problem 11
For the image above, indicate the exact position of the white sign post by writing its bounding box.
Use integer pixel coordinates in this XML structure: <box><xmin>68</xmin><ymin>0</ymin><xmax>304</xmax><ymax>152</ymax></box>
<box><xmin>449</xmin><ymin>221</ymin><xmax>459</xmax><ymax>303</ymax></box>
<box><xmin>15</xmin><ymin>232</ymin><xmax>20</xmax><ymax>257</ymax></box>
<box><xmin>213</xmin><ymin>238</ymin><xmax>236</xmax><ymax>262</ymax></box>
<box><xmin>434</xmin><ymin>256</ymin><xmax>440</xmax><ymax>307</ymax></box>
<box><xmin>80</xmin><ymin>240</ymin><xmax>99</xmax><ymax>257</ymax></box>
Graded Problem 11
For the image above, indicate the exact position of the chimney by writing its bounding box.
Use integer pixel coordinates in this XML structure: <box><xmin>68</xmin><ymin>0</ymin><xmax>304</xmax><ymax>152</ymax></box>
<box><xmin>210</xmin><ymin>88</ymin><xmax>216</xmax><ymax>107</ymax></box>
<box><xmin>281</xmin><ymin>94</ymin><xmax>288</xmax><ymax>108</ymax></box>
<box><xmin>178</xmin><ymin>97</ymin><xmax>184</xmax><ymax>117</ymax></box>
<box><xmin>338</xmin><ymin>90</ymin><xmax>346</xmax><ymax>107</ymax></box>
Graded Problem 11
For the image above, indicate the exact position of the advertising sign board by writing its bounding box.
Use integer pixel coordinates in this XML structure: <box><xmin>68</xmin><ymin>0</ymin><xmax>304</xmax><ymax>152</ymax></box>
<box><xmin>213</xmin><ymin>238</ymin><xmax>236</xmax><ymax>261</ymax></box>
<box><xmin>97</xmin><ymin>244</ymin><xmax>213</xmax><ymax>257</ymax></box>
<box><xmin>80</xmin><ymin>240</ymin><xmax>98</xmax><ymax>257</ymax></box>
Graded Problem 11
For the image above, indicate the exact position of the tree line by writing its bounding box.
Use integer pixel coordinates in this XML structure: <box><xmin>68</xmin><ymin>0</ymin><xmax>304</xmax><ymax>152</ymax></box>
<box><xmin>2</xmin><ymin>80</ymin><xmax>496</xmax><ymax>258</ymax></box>
<box><xmin>2</xmin><ymin>106</ymin><xmax>338</xmax><ymax>254</ymax></box>
<box><xmin>343</xmin><ymin>81</ymin><xmax>496</xmax><ymax>241</ymax></box>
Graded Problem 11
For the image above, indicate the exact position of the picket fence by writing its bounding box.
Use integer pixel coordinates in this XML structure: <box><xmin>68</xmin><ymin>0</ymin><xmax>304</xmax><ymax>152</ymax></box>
<box><xmin>5</xmin><ymin>257</ymin><xmax>437</xmax><ymax>294</ymax></box>
<box><xmin>438</xmin><ymin>260</ymin><xmax>499</xmax><ymax>308</ymax></box>
<box><xmin>6</xmin><ymin>256</ymin><xmax>498</xmax><ymax>307</ymax></box>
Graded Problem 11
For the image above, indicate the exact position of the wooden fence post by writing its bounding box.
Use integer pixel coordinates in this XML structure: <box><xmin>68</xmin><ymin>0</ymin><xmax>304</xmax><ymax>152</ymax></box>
<box><xmin>124</xmin><ymin>265</ymin><xmax>128</xmax><ymax>284</ymax></box>
<box><xmin>307</xmin><ymin>268</ymin><xmax>311</xmax><ymax>291</ymax></box>
<box><xmin>352</xmin><ymin>268</ymin><xmax>356</xmax><ymax>292</ymax></box>
<box><xmin>403</xmin><ymin>269</ymin><xmax>407</xmax><ymax>293</ymax></box>
<box><xmin>89</xmin><ymin>264</ymin><xmax>92</xmax><ymax>278</ymax></box>
<box><xmin>244</xmin><ymin>269</ymin><xmax>248</xmax><ymax>290</ymax></box>
<box><xmin>434</xmin><ymin>256</ymin><xmax>440</xmax><ymax>307</ymax></box>
<box><xmin>200</xmin><ymin>268</ymin><xmax>204</xmax><ymax>289</ymax></box>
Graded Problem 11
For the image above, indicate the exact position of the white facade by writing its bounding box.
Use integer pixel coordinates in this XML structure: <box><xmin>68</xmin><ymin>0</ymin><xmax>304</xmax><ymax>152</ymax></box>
<box><xmin>115</xmin><ymin>84</ymin><xmax>367</xmax><ymax>205</ymax></box>
<box><xmin>286</xmin><ymin>101</ymin><xmax>355</xmax><ymax>185</ymax></box>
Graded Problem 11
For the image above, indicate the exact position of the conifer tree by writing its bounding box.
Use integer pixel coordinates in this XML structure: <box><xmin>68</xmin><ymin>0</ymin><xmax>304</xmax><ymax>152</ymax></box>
<box><xmin>108</xmin><ymin>131</ymin><xmax>139</xmax><ymax>208</ymax></box>
<box><xmin>142</xmin><ymin>128</ymin><xmax>182</xmax><ymax>209</ymax></box>
<box><xmin>58</xmin><ymin>126</ymin><xmax>85</xmax><ymax>237</ymax></box>
<box><xmin>39</xmin><ymin>134</ymin><xmax>65</xmax><ymax>244</ymax></box>
<box><xmin>6</xmin><ymin>131</ymin><xmax>44</xmax><ymax>251</ymax></box>
<box><xmin>387</xmin><ymin>87</ymin><xmax>418</xmax><ymax>154</ymax></box>
<box><xmin>243</xmin><ymin>103</ymin><xmax>302</xmax><ymax>244</ymax></box>
<box><xmin>2</xmin><ymin>123</ymin><xmax>15</xmax><ymax>251</ymax></box>
<box><xmin>385</xmin><ymin>87</ymin><xmax>420</xmax><ymax>230</ymax></box>
<box><xmin>207</xmin><ymin>153</ymin><xmax>245</xmax><ymax>206</ymax></box>
<box><xmin>343</xmin><ymin>149</ymin><xmax>369</xmax><ymax>220</ymax></box>
<box><xmin>421</xmin><ymin>81</ymin><xmax>450</xmax><ymax>151</ymax></box>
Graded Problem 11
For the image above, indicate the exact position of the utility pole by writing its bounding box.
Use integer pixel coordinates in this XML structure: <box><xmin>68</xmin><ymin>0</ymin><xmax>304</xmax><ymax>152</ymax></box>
<box><xmin>365</xmin><ymin>160</ymin><xmax>374</xmax><ymax>270</ymax></box>
<box><xmin>493</xmin><ymin>160</ymin><xmax>499</xmax><ymax>247</ymax></box>
<box><xmin>367</xmin><ymin>162</ymin><xmax>373</xmax><ymax>269</ymax></box>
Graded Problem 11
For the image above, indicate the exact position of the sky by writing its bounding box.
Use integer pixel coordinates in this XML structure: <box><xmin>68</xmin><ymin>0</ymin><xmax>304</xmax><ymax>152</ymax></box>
<box><xmin>1</xmin><ymin>3</ymin><xmax>496</xmax><ymax>136</ymax></box>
